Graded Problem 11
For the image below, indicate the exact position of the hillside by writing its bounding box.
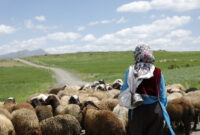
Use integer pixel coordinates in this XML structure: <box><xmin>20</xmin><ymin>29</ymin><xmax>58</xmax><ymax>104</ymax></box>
<box><xmin>0</xmin><ymin>49</ymin><xmax>47</xmax><ymax>60</ymax></box>
<box><xmin>25</xmin><ymin>51</ymin><xmax>200</xmax><ymax>89</ymax></box>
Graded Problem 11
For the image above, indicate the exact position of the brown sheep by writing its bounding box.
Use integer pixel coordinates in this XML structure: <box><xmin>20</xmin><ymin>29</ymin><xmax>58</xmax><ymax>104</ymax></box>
<box><xmin>167</xmin><ymin>97</ymin><xmax>194</xmax><ymax>135</ymax></box>
<box><xmin>35</xmin><ymin>105</ymin><xmax>53</xmax><ymax>122</ymax></box>
<box><xmin>11</xmin><ymin>108</ymin><xmax>41</xmax><ymax>135</ymax></box>
<box><xmin>96</xmin><ymin>99</ymin><xmax>119</xmax><ymax>111</ymax></box>
<box><xmin>82</xmin><ymin>101</ymin><xmax>125</xmax><ymax>135</ymax></box>
<box><xmin>40</xmin><ymin>114</ymin><xmax>81</xmax><ymax>135</ymax></box>
<box><xmin>184</xmin><ymin>90</ymin><xmax>200</xmax><ymax>130</ymax></box>
<box><xmin>46</xmin><ymin>85</ymin><xmax>67</xmax><ymax>95</ymax></box>
<box><xmin>12</xmin><ymin>102</ymin><xmax>35</xmax><ymax>112</ymax></box>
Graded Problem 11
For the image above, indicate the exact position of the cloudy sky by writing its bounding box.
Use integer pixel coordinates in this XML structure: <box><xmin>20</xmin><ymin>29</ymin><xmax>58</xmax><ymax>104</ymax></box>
<box><xmin>0</xmin><ymin>0</ymin><xmax>200</xmax><ymax>55</ymax></box>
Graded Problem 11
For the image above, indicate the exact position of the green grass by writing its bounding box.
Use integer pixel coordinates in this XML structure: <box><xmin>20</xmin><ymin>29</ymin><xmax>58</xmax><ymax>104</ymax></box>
<box><xmin>0</xmin><ymin>60</ymin><xmax>55</xmax><ymax>102</ymax></box>
<box><xmin>25</xmin><ymin>51</ymin><xmax>200</xmax><ymax>89</ymax></box>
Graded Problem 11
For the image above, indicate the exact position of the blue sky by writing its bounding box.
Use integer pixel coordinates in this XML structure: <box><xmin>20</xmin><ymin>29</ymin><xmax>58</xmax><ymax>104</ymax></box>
<box><xmin>0</xmin><ymin>0</ymin><xmax>200</xmax><ymax>55</ymax></box>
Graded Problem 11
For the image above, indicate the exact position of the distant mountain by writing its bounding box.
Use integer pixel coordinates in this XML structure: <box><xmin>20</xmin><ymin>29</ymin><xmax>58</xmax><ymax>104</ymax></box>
<box><xmin>0</xmin><ymin>49</ymin><xmax>47</xmax><ymax>60</ymax></box>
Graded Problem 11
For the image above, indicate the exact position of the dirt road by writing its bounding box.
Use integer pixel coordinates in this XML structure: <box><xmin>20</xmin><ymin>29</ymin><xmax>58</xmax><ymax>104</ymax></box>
<box><xmin>15</xmin><ymin>58</ymin><xmax>86</xmax><ymax>87</ymax></box>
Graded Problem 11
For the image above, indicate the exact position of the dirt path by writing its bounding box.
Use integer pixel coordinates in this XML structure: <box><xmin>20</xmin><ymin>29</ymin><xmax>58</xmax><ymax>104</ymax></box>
<box><xmin>14</xmin><ymin>58</ymin><xmax>86</xmax><ymax>87</ymax></box>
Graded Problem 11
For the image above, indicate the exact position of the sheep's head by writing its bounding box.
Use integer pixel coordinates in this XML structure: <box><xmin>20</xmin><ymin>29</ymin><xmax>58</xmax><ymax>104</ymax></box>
<box><xmin>83</xmin><ymin>101</ymin><xmax>100</xmax><ymax>110</ymax></box>
<box><xmin>31</xmin><ymin>98</ymin><xmax>42</xmax><ymax>108</ymax></box>
<box><xmin>44</xmin><ymin>95</ymin><xmax>60</xmax><ymax>109</ymax></box>
<box><xmin>4</xmin><ymin>97</ymin><xmax>15</xmax><ymax>104</ymax></box>
<box><xmin>69</xmin><ymin>95</ymin><xmax>81</xmax><ymax>105</ymax></box>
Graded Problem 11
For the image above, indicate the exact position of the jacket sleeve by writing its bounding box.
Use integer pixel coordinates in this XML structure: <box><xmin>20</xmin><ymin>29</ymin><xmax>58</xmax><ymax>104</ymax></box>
<box><xmin>159</xmin><ymin>74</ymin><xmax>168</xmax><ymax>107</ymax></box>
<box><xmin>120</xmin><ymin>69</ymin><xmax>129</xmax><ymax>92</ymax></box>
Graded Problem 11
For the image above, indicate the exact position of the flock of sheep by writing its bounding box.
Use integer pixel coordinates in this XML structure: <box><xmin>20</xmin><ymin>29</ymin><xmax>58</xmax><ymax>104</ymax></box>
<box><xmin>0</xmin><ymin>79</ymin><xmax>199</xmax><ymax>135</ymax></box>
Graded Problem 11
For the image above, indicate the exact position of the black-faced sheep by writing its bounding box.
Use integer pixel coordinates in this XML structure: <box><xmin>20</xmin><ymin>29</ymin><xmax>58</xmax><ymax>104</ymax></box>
<box><xmin>11</xmin><ymin>108</ymin><xmax>41</xmax><ymax>135</ymax></box>
<box><xmin>167</xmin><ymin>97</ymin><xmax>194</xmax><ymax>135</ymax></box>
<box><xmin>112</xmin><ymin>79</ymin><xmax>123</xmax><ymax>90</ymax></box>
<box><xmin>44</xmin><ymin>95</ymin><xmax>61</xmax><ymax>115</ymax></box>
<box><xmin>40</xmin><ymin>114</ymin><xmax>81</xmax><ymax>135</ymax></box>
<box><xmin>82</xmin><ymin>101</ymin><xmax>125</xmax><ymax>135</ymax></box>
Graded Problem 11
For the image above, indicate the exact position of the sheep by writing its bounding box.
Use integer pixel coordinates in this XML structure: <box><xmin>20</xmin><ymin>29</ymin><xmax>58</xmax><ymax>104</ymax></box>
<box><xmin>46</xmin><ymin>85</ymin><xmax>67</xmax><ymax>95</ymax></box>
<box><xmin>166</xmin><ymin>84</ymin><xmax>185</xmax><ymax>93</ymax></box>
<box><xmin>35</xmin><ymin>105</ymin><xmax>53</xmax><ymax>122</ymax></box>
<box><xmin>96</xmin><ymin>99</ymin><xmax>119</xmax><ymax>111</ymax></box>
<box><xmin>0</xmin><ymin>114</ymin><xmax>16</xmax><ymax>135</ymax></box>
<box><xmin>82</xmin><ymin>101</ymin><xmax>125</xmax><ymax>135</ymax></box>
<box><xmin>107</xmin><ymin>89</ymin><xmax>120</xmax><ymax>98</ymax></box>
<box><xmin>57</xmin><ymin>88</ymin><xmax>79</xmax><ymax>98</ymax></box>
<box><xmin>95</xmin><ymin>84</ymin><xmax>106</xmax><ymax>91</ymax></box>
<box><xmin>4</xmin><ymin>97</ymin><xmax>16</xmax><ymax>104</ymax></box>
<box><xmin>0</xmin><ymin>107</ymin><xmax>12</xmax><ymax>120</ymax></box>
<box><xmin>40</xmin><ymin>114</ymin><xmax>81</xmax><ymax>135</ymax></box>
<box><xmin>27</xmin><ymin>93</ymin><xmax>49</xmax><ymax>104</ymax></box>
<box><xmin>30</xmin><ymin>98</ymin><xmax>53</xmax><ymax>122</ymax></box>
<box><xmin>112</xmin><ymin>79</ymin><xmax>123</xmax><ymax>90</ymax></box>
<box><xmin>184</xmin><ymin>91</ymin><xmax>200</xmax><ymax>130</ymax></box>
<box><xmin>167</xmin><ymin>97</ymin><xmax>194</xmax><ymax>135</ymax></box>
<box><xmin>44</xmin><ymin>95</ymin><xmax>61</xmax><ymax>116</ymax></box>
<box><xmin>185</xmin><ymin>88</ymin><xmax>198</xmax><ymax>93</ymax></box>
<box><xmin>12</xmin><ymin>102</ymin><xmax>35</xmax><ymax>112</ymax></box>
<box><xmin>69</xmin><ymin>95</ymin><xmax>81</xmax><ymax>105</ymax></box>
<box><xmin>113</xmin><ymin>104</ymin><xmax>128</xmax><ymax>133</ymax></box>
<box><xmin>11</xmin><ymin>108</ymin><xmax>41</xmax><ymax>135</ymax></box>
<box><xmin>60</xmin><ymin>95</ymin><xmax>71</xmax><ymax>105</ymax></box>
<box><xmin>3</xmin><ymin>97</ymin><xmax>16</xmax><ymax>113</ymax></box>
<box><xmin>88</xmin><ymin>90</ymin><xmax>109</xmax><ymax>100</ymax></box>
<box><xmin>167</xmin><ymin>92</ymin><xmax>185</xmax><ymax>101</ymax></box>
<box><xmin>56</xmin><ymin>104</ymin><xmax>82</xmax><ymax>122</ymax></box>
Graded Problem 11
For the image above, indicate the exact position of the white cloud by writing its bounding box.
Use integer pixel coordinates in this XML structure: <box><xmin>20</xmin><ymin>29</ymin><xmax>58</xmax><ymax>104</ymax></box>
<box><xmin>77</xmin><ymin>26</ymin><xmax>85</xmax><ymax>31</ymax></box>
<box><xmin>88</xmin><ymin>21</ymin><xmax>99</xmax><ymax>26</ymax></box>
<box><xmin>0</xmin><ymin>31</ymin><xmax>81</xmax><ymax>55</ymax></box>
<box><xmin>166</xmin><ymin>29</ymin><xmax>191</xmax><ymax>38</ymax></box>
<box><xmin>0</xmin><ymin>24</ymin><xmax>16</xmax><ymax>35</ymax></box>
<box><xmin>117</xmin><ymin>1</ymin><xmax>151</xmax><ymax>12</ymax></box>
<box><xmin>100</xmin><ymin>20</ymin><xmax>112</xmax><ymax>24</ymax></box>
<box><xmin>82</xmin><ymin>34</ymin><xmax>96</xmax><ymax>42</ymax></box>
<box><xmin>116</xmin><ymin>17</ymin><xmax>127</xmax><ymax>24</ymax></box>
<box><xmin>89</xmin><ymin>16</ymin><xmax>194</xmax><ymax>51</ymax></box>
<box><xmin>198</xmin><ymin>16</ymin><xmax>200</xmax><ymax>20</ymax></box>
<box><xmin>25</xmin><ymin>20</ymin><xmax>57</xmax><ymax>31</ymax></box>
<box><xmin>1</xmin><ymin>16</ymin><xmax>199</xmax><ymax>55</ymax></box>
<box><xmin>117</xmin><ymin>0</ymin><xmax>200</xmax><ymax>12</ymax></box>
<box><xmin>46</xmin><ymin>32</ymin><xmax>81</xmax><ymax>42</ymax></box>
<box><xmin>34</xmin><ymin>16</ymin><xmax>46</xmax><ymax>22</ymax></box>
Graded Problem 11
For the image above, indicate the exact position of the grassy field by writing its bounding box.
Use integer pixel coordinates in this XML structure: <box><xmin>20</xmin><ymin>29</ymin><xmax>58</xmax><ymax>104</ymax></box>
<box><xmin>0</xmin><ymin>60</ymin><xmax>55</xmax><ymax>102</ymax></box>
<box><xmin>25</xmin><ymin>51</ymin><xmax>200</xmax><ymax>89</ymax></box>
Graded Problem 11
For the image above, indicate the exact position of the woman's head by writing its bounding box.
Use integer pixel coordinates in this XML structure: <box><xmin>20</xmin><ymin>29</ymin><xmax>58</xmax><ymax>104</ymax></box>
<box><xmin>134</xmin><ymin>44</ymin><xmax>155</xmax><ymax>64</ymax></box>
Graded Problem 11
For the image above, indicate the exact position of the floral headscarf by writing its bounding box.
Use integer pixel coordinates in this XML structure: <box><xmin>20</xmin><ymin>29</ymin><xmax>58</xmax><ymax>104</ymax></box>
<box><xmin>134</xmin><ymin>44</ymin><xmax>155</xmax><ymax>64</ymax></box>
<box><xmin>133</xmin><ymin>44</ymin><xmax>155</xmax><ymax>78</ymax></box>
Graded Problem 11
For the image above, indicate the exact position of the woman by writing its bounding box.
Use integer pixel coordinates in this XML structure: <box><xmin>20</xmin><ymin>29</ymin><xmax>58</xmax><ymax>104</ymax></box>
<box><xmin>120</xmin><ymin>44</ymin><xmax>175</xmax><ymax>135</ymax></box>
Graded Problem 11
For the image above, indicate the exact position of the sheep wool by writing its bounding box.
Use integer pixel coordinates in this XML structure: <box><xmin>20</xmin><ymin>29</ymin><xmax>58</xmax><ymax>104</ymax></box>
<box><xmin>0</xmin><ymin>114</ymin><xmax>15</xmax><ymax>135</ymax></box>
<box><xmin>40</xmin><ymin>114</ymin><xmax>81</xmax><ymax>135</ymax></box>
<box><xmin>35</xmin><ymin>105</ymin><xmax>53</xmax><ymax>121</ymax></box>
<box><xmin>11</xmin><ymin>108</ymin><xmax>41</xmax><ymax>135</ymax></box>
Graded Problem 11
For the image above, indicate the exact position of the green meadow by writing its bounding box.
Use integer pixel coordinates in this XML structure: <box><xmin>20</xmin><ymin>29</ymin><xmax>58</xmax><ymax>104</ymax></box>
<box><xmin>25</xmin><ymin>51</ymin><xmax>200</xmax><ymax>89</ymax></box>
<box><xmin>0</xmin><ymin>60</ymin><xmax>55</xmax><ymax>102</ymax></box>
